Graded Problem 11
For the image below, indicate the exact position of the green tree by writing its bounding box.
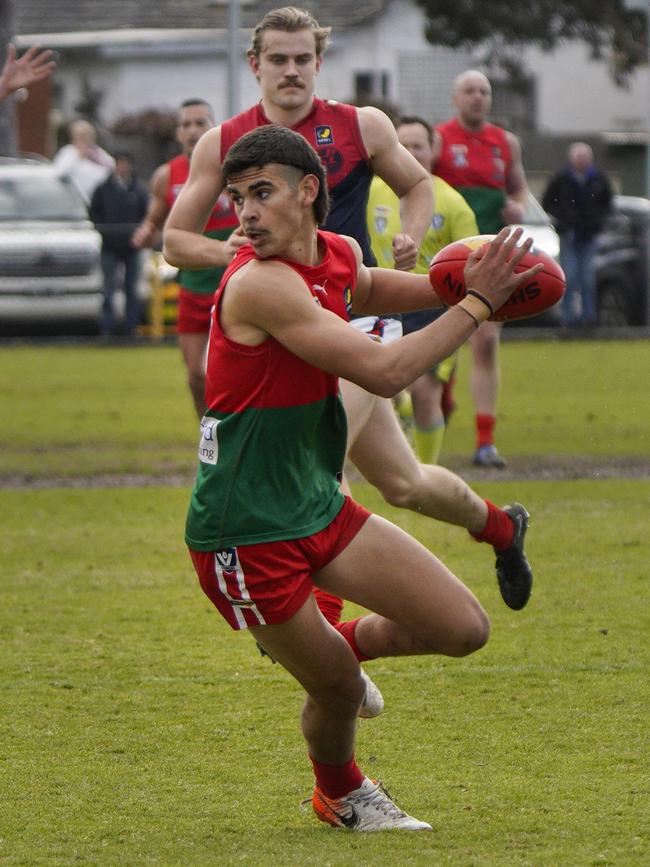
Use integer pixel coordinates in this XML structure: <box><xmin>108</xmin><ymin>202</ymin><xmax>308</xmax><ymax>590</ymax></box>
<box><xmin>413</xmin><ymin>0</ymin><xmax>648</xmax><ymax>86</ymax></box>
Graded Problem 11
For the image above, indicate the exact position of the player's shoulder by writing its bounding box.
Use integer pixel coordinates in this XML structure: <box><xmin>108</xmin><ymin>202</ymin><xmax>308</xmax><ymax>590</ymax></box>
<box><xmin>232</xmin><ymin>256</ymin><xmax>302</xmax><ymax>287</ymax></box>
<box><xmin>335</xmin><ymin>233</ymin><xmax>363</xmax><ymax>267</ymax></box>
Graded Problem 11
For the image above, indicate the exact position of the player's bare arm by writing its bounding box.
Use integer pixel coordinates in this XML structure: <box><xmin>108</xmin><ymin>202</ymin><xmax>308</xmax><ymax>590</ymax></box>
<box><xmin>223</xmin><ymin>230</ymin><xmax>540</xmax><ymax>397</ymax></box>
<box><xmin>132</xmin><ymin>163</ymin><xmax>170</xmax><ymax>249</ymax></box>
<box><xmin>163</xmin><ymin>127</ymin><xmax>247</xmax><ymax>269</ymax></box>
<box><xmin>343</xmin><ymin>235</ymin><xmax>438</xmax><ymax>314</ymax></box>
<box><xmin>358</xmin><ymin>106</ymin><xmax>433</xmax><ymax>271</ymax></box>
<box><xmin>501</xmin><ymin>133</ymin><xmax>529</xmax><ymax>224</ymax></box>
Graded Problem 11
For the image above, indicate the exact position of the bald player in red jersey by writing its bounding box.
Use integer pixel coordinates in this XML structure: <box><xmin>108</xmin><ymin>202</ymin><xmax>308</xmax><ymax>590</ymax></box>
<box><xmin>434</xmin><ymin>70</ymin><xmax>529</xmax><ymax>468</ymax></box>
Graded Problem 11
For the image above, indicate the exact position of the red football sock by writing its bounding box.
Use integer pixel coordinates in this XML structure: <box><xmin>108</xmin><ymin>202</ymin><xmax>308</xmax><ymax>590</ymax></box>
<box><xmin>334</xmin><ymin>617</ymin><xmax>374</xmax><ymax>662</ymax></box>
<box><xmin>470</xmin><ymin>499</ymin><xmax>515</xmax><ymax>551</ymax></box>
<box><xmin>476</xmin><ymin>413</ymin><xmax>496</xmax><ymax>448</ymax></box>
<box><xmin>312</xmin><ymin>588</ymin><xmax>344</xmax><ymax>626</ymax></box>
<box><xmin>310</xmin><ymin>754</ymin><xmax>365</xmax><ymax>798</ymax></box>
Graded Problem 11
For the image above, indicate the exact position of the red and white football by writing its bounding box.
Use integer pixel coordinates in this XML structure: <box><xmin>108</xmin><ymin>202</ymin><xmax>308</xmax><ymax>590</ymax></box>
<box><xmin>428</xmin><ymin>234</ymin><xmax>566</xmax><ymax>321</ymax></box>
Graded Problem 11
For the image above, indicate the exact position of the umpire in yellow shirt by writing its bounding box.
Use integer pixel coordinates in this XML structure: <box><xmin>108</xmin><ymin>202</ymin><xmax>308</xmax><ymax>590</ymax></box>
<box><xmin>367</xmin><ymin>115</ymin><xmax>479</xmax><ymax>463</ymax></box>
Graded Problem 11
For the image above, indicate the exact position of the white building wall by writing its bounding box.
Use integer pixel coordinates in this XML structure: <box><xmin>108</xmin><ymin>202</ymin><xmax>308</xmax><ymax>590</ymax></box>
<box><xmin>50</xmin><ymin>0</ymin><xmax>648</xmax><ymax>138</ymax></box>
<box><xmin>524</xmin><ymin>42</ymin><xmax>649</xmax><ymax>135</ymax></box>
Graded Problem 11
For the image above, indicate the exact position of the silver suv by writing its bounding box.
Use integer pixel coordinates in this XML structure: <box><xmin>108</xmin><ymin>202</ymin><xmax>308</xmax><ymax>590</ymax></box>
<box><xmin>0</xmin><ymin>157</ymin><xmax>103</xmax><ymax>331</ymax></box>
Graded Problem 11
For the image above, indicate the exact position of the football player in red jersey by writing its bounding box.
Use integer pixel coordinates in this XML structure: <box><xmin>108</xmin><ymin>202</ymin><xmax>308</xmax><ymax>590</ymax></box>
<box><xmin>434</xmin><ymin>70</ymin><xmax>530</xmax><ymax>468</ymax></box>
<box><xmin>186</xmin><ymin>124</ymin><xmax>540</xmax><ymax>830</ymax></box>
<box><xmin>133</xmin><ymin>100</ymin><xmax>245</xmax><ymax>417</ymax></box>
<box><xmin>164</xmin><ymin>8</ymin><xmax>535</xmax><ymax>705</ymax></box>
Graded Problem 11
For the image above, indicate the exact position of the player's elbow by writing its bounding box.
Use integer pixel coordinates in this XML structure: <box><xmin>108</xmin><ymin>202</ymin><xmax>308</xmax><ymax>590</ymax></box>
<box><xmin>162</xmin><ymin>231</ymin><xmax>181</xmax><ymax>268</ymax></box>
<box><xmin>357</xmin><ymin>364</ymin><xmax>408</xmax><ymax>399</ymax></box>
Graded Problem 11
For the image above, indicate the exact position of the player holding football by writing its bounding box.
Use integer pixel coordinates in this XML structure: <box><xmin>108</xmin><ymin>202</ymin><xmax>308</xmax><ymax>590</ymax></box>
<box><xmin>433</xmin><ymin>70</ymin><xmax>530</xmax><ymax>468</ymax></box>
<box><xmin>133</xmin><ymin>99</ymin><xmax>243</xmax><ymax>418</ymax></box>
<box><xmin>185</xmin><ymin>124</ymin><xmax>541</xmax><ymax>831</ymax></box>
<box><xmin>164</xmin><ymin>10</ymin><xmax>536</xmax><ymax>662</ymax></box>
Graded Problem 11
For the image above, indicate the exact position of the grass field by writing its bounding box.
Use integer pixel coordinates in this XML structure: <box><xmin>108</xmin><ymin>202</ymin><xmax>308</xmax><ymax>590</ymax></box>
<box><xmin>1</xmin><ymin>339</ymin><xmax>649</xmax><ymax>865</ymax></box>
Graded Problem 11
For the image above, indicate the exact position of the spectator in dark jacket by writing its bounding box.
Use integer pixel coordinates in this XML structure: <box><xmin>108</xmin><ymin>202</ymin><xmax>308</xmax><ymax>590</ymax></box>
<box><xmin>542</xmin><ymin>143</ymin><xmax>613</xmax><ymax>327</ymax></box>
<box><xmin>90</xmin><ymin>153</ymin><xmax>149</xmax><ymax>336</ymax></box>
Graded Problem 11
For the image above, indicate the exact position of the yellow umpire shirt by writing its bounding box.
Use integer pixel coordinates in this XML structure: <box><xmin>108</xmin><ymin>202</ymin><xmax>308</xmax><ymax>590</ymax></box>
<box><xmin>367</xmin><ymin>174</ymin><xmax>479</xmax><ymax>273</ymax></box>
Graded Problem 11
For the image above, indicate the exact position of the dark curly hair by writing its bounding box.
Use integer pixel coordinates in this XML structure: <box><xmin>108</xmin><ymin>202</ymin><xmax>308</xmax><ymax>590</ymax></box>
<box><xmin>222</xmin><ymin>124</ymin><xmax>330</xmax><ymax>225</ymax></box>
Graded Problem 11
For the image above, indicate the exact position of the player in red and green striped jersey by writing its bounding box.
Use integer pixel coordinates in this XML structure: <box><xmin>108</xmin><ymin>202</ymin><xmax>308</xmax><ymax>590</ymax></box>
<box><xmin>185</xmin><ymin>124</ymin><xmax>540</xmax><ymax>832</ymax></box>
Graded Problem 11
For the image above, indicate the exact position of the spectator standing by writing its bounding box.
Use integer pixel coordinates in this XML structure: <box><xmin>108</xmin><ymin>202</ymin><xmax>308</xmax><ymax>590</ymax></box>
<box><xmin>542</xmin><ymin>142</ymin><xmax>613</xmax><ymax>328</ymax></box>
<box><xmin>433</xmin><ymin>70</ymin><xmax>530</xmax><ymax>468</ymax></box>
<box><xmin>89</xmin><ymin>153</ymin><xmax>149</xmax><ymax>337</ymax></box>
<box><xmin>53</xmin><ymin>119</ymin><xmax>114</xmax><ymax>202</ymax></box>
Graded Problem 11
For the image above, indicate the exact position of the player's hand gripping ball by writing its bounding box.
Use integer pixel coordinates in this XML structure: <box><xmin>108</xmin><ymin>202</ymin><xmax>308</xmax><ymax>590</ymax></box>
<box><xmin>429</xmin><ymin>234</ymin><xmax>566</xmax><ymax>321</ymax></box>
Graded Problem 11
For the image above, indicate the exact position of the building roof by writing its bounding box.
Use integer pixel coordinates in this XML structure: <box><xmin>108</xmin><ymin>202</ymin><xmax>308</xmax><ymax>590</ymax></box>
<box><xmin>16</xmin><ymin>1</ymin><xmax>391</xmax><ymax>37</ymax></box>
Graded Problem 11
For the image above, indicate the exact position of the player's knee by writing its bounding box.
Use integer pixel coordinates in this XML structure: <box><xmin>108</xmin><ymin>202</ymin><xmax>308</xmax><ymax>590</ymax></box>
<box><xmin>453</xmin><ymin>604</ymin><xmax>490</xmax><ymax>656</ymax></box>
<box><xmin>421</xmin><ymin>602</ymin><xmax>490</xmax><ymax>657</ymax></box>
<box><xmin>472</xmin><ymin>333</ymin><xmax>499</xmax><ymax>365</ymax></box>
<box><xmin>378</xmin><ymin>474</ymin><xmax>420</xmax><ymax>511</ymax></box>
<box><xmin>308</xmin><ymin>669</ymin><xmax>366</xmax><ymax>716</ymax></box>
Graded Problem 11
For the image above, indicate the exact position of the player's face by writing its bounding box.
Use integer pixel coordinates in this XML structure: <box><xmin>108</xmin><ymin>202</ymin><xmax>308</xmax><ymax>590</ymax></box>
<box><xmin>397</xmin><ymin>123</ymin><xmax>433</xmax><ymax>172</ymax></box>
<box><xmin>454</xmin><ymin>75</ymin><xmax>492</xmax><ymax>128</ymax></box>
<box><xmin>176</xmin><ymin>104</ymin><xmax>214</xmax><ymax>158</ymax></box>
<box><xmin>226</xmin><ymin>164</ymin><xmax>316</xmax><ymax>258</ymax></box>
<box><xmin>250</xmin><ymin>29</ymin><xmax>321</xmax><ymax>112</ymax></box>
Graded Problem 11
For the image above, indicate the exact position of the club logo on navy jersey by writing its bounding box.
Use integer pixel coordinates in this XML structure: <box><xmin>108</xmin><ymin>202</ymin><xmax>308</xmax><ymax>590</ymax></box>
<box><xmin>315</xmin><ymin>125</ymin><xmax>334</xmax><ymax>145</ymax></box>
<box><xmin>317</xmin><ymin>146</ymin><xmax>344</xmax><ymax>177</ymax></box>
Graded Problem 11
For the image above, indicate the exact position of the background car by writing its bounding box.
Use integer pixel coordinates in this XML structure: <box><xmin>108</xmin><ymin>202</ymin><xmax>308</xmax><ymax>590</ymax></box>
<box><xmin>595</xmin><ymin>195</ymin><xmax>650</xmax><ymax>327</ymax></box>
<box><xmin>0</xmin><ymin>157</ymin><xmax>104</xmax><ymax>335</ymax></box>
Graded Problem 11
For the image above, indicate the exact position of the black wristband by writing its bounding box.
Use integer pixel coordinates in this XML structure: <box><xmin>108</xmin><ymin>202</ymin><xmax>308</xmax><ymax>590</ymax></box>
<box><xmin>466</xmin><ymin>289</ymin><xmax>494</xmax><ymax>316</ymax></box>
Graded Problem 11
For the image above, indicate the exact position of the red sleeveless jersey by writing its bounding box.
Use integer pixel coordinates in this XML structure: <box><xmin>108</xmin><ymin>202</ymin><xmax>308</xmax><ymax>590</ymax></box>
<box><xmin>167</xmin><ymin>153</ymin><xmax>237</xmax><ymax>232</ymax></box>
<box><xmin>206</xmin><ymin>229</ymin><xmax>357</xmax><ymax>412</ymax></box>
<box><xmin>434</xmin><ymin>117</ymin><xmax>511</xmax><ymax>191</ymax></box>
<box><xmin>220</xmin><ymin>99</ymin><xmax>376</xmax><ymax>264</ymax></box>
<box><xmin>185</xmin><ymin>230</ymin><xmax>357</xmax><ymax>549</ymax></box>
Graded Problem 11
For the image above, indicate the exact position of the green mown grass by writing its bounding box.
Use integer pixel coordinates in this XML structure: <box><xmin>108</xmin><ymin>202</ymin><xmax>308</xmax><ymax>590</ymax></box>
<box><xmin>1</xmin><ymin>339</ymin><xmax>649</xmax><ymax>864</ymax></box>
<box><xmin>0</xmin><ymin>339</ymin><xmax>648</xmax><ymax>478</ymax></box>
<box><xmin>2</xmin><ymin>480</ymin><xmax>648</xmax><ymax>865</ymax></box>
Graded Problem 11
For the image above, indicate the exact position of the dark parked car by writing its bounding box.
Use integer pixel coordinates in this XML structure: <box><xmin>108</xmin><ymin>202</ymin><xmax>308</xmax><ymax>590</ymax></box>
<box><xmin>595</xmin><ymin>195</ymin><xmax>650</xmax><ymax>327</ymax></box>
